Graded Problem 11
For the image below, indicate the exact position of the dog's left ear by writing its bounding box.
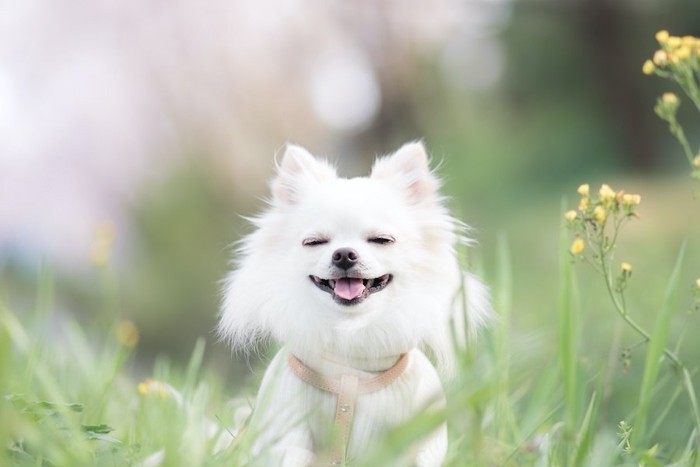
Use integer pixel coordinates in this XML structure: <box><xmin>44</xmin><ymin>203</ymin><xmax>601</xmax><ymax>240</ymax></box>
<box><xmin>271</xmin><ymin>144</ymin><xmax>337</xmax><ymax>206</ymax></box>
<box><xmin>370</xmin><ymin>141</ymin><xmax>439</xmax><ymax>204</ymax></box>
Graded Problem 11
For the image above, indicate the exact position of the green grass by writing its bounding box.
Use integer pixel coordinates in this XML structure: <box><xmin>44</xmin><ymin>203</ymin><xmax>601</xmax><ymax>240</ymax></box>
<box><xmin>1</xmin><ymin>185</ymin><xmax>699</xmax><ymax>466</ymax></box>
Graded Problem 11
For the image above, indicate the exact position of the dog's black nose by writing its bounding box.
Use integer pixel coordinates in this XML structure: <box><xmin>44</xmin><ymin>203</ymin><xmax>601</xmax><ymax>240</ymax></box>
<box><xmin>332</xmin><ymin>247</ymin><xmax>359</xmax><ymax>270</ymax></box>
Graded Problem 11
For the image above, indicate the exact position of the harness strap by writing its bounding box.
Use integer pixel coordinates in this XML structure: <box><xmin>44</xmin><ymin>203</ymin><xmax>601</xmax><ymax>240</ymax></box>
<box><xmin>287</xmin><ymin>352</ymin><xmax>410</xmax><ymax>465</ymax></box>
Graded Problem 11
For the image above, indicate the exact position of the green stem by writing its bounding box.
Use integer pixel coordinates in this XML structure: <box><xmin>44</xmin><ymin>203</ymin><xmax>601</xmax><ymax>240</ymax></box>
<box><xmin>676</xmin><ymin>69</ymin><xmax>700</xmax><ymax>114</ymax></box>
<box><xmin>598</xmin><ymin>246</ymin><xmax>683</xmax><ymax>368</ymax></box>
<box><xmin>597</xmin><ymin>241</ymin><xmax>700</xmax><ymax>439</ymax></box>
<box><xmin>668</xmin><ymin>116</ymin><xmax>695</xmax><ymax>166</ymax></box>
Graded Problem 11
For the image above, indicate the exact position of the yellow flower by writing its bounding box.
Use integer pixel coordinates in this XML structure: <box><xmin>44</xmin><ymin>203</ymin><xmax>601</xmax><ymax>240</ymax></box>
<box><xmin>663</xmin><ymin>93</ymin><xmax>678</xmax><ymax>105</ymax></box>
<box><xmin>659</xmin><ymin>93</ymin><xmax>680</xmax><ymax>114</ymax></box>
<box><xmin>570</xmin><ymin>238</ymin><xmax>585</xmax><ymax>255</ymax></box>
<box><xmin>621</xmin><ymin>262</ymin><xmax>632</xmax><ymax>273</ymax></box>
<box><xmin>578</xmin><ymin>197</ymin><xmax>589</xmax><ymax>211</ymax></box>
<box><xmin>117</xmin><ymin>320</ymin><xmax>139</xmax><ymax>348</ymax></box>
<box><xmin>682</xmin><ymin>36</ymin><xmax>697</xmax><ymax>47</ymax></box>
<box><xmin>693</xmin><ymin>154</ymin><xmax>700</xmax><ymax>168</ymax></box>
<box><xmin>673</xmin><ymin>46</ymin><xmax>691</xmax><ymax>62</ymax></box>
<box><xmin>593</xmin><ymin>205</ymin><xmax>607</xmax><ymax>224</ymax></box>
<box><xmin>656</xmin><ymin>30</ymin><xmax>670</xmax><ymax>45</ymax></box>
<box><xmin>599</xmin><ymin>184</ymin><xmax>616</xmax><ymax>203</ymax></box>
<box><xmin>90</xmin><ymin>221</ymin><xmax>116</xmax><ymax>267</ymax></box>
<box><xmin>577</xmin><ymin>184</ymin><xmax>590</xmax><ymax>197</ymax></box>
<box><xmin>565</xmin><ymin>210</ymin><xmax>577</xmax><ymax>221</ymax></box>
<box><xmin>653</xmin><ymin>50</ymin><xmax>668</xmax><ymax>66</ymax></box>
<box><xmin>642</xmin><ymin>60</ymin><xmax>656</xmax><ymax>75</ymax></box>
<box><xmin>696</xmin><ymin>278</ymin><xmax>700</xmax><ymax>289</ymax></box>
<box><xmin>138</xmin><ymin>379</ymin><xmax>173</xmax><ymax>398</ymax></box>
<box><xmin>668</xmin><ymin>36</ymin><xmax>682</xmax><ymax>48</ymax></box>
<box><xmin>623</xmin><ymin>193</ymin><xmax>641</xmax><ymax>205</ymax></box>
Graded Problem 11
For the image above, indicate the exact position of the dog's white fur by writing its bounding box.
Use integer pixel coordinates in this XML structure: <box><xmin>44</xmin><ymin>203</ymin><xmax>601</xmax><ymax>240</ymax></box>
<box><xmin>219</xmin><ymin>142</ymin><xmax>490</xmax><ymax>466</ymax></box>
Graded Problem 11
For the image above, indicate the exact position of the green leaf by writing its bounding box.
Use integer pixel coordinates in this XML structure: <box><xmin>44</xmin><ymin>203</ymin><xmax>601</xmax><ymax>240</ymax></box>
<box><xmin>83</xmin><ymin>431</ymin><xmax>121</xmax><ymax>444</ymax></box>
<box><xmin>81</xmin><ymin>424</ymin><xmax>113</xmax><ymax>434</ymax></box>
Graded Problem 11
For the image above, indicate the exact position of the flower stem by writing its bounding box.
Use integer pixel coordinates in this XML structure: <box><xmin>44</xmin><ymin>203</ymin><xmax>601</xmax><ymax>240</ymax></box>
<box><xmin>667</xmin><ymin>114</ymin><xmax>695</xmax><ymax>166</ymax></box>
<box><xmin>599</xmin><ymin>247</ymin><xmax>682</xmax><ymax>366</ymax></box>
<box><xmin>598</xmin><ymin>244</ymin><xmax>700</xmax><ymax>438</ymax></box>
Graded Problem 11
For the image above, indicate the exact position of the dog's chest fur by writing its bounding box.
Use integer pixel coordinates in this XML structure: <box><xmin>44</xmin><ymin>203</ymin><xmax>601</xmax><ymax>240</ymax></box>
<box><xmin>252</xmin><ymin>348</ymin><xmax>446</xmax><ymax>463</ymax></box>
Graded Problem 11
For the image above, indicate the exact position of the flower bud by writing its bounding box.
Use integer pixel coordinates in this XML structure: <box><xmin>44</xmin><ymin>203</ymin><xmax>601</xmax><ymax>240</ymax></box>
<box><xmin>653</xmin><ymin>50</ymin><xmax>668</xmax><ymax>66</ymax></box>
<box><xmin>570</xmin><ymin>238</ymin><xmax>585</xmax><ymax>255</ymax></box>
<box><xmin>674</xmin><ymin>46</ymin><xmax>691</xmax><ymax>61</ymax></box>
<box><xmin>599</xmin><ymin>184</ymin><xmax>616</xmax><ymax>203</ymax></box>
<box><xmin>668</xmin><ymin>36</ymin><xmax>682</xmax><ymax>48</ymax></box>
<box><xmin>656</xmin><ymin>30</ymin><xmax>670</xmax><ymax>44</ymax></box>
<box><xmin>642</xmin><ymin>60</ymin><xmax>656</xmax><ymax>75</ymax></box>
<box><xmin>593</xmin><ymin>205</ymin><xmax>607</xmax><ymax>224</ymax></box>
<box><xmin>662</xmin><ymin>92</ymin><xmax>679</xmax><ymax>105</ymax></box>
<box><xmin>622</xmin><ymin>193</ymin><xmax>641</xmax><ymax>205</ymax></box>
<box><xmin>657</xmin><ymin>93</ymin><xmax>680</xmax><ymax>117</ymax></box>
<box><xmin>682</xmin><ymin>36</ymin><xmax>697</xmax><ymax>47</ymax></box>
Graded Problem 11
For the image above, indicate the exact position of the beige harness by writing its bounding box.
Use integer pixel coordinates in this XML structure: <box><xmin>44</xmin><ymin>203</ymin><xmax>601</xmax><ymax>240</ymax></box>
<box><xmin>287</xmin><ymin>352</ymin><xmax>410</xmax><ymax>465</ymax></box>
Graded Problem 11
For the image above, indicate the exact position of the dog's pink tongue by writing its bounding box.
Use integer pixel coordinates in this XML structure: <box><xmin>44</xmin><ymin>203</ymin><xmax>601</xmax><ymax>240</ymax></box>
<box><xmin>334</xmin><ymin>278</ymin><xmax>365</xmax><ymax>300</ymax></box>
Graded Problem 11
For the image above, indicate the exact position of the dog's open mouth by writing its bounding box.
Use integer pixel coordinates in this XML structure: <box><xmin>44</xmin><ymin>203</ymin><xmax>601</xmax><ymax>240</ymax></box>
<box><xmin>309</xmin><ymin>274</ymin><xmax>393</xmax><ymax>305</ymax></box>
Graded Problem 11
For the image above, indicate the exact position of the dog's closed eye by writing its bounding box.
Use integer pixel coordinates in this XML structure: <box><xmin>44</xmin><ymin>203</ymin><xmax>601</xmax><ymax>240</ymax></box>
<box><xmin>368</xmin><ymin>235</ymin><xmax>395</xmax><ymax>245</ymax></box>
<box><xmin>302</xmin><ymin>237</ymin><xmax>329</xmax><ymax>247</ymax></box>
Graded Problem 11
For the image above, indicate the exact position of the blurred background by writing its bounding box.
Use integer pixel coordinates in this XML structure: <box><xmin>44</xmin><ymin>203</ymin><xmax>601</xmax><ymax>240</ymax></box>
<box><xmin>1</xmin><ymin>0</ymin><xmax>700</xmax><ymax>408</ymax></box>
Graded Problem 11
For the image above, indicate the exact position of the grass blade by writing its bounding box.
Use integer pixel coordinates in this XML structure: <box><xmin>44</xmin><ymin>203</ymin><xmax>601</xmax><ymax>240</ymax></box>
<box><xmin>184</xmin><ymin>337</ymin><xmax>207</xmax><ymax>393</ymax></box>
<box><xmin>559</xmin><ymin>199</ymin><xmax>578</xmax><ymax>441</ymax></box>
<box><xmin>572</xmin><ymin>391</ymin><xmax>598</xmax><ymax>466</ymax></box>
<box><xmin>493</xmin><ymin>232</ymin><xmax>519</xmax><ymax>441</ymax></box>
<box><xmin>632</xmin><ymin>241</ymin><xmax>686</xmax><ymax>447</ymax></box>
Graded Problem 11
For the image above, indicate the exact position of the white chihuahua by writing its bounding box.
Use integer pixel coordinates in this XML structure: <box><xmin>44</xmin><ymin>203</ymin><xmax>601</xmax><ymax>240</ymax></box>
<box><xmin>219</xmin><ymin>142</ymin><xmax>490</xmax><ymax>466</ymax></box>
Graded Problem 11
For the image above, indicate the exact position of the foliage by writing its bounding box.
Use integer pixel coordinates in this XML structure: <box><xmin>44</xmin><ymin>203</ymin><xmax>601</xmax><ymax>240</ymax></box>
<box><xmin>2</xmin><ymin>29</ymin><xmax>700</xmax><ymax>467</ymax></box>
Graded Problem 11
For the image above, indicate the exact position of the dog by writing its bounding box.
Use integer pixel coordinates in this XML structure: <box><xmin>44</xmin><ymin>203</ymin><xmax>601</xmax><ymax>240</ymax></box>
<box><xmin>219</xmin><ymin>141</ymin><xmax>490</xmax><ymax>466</ymax></box>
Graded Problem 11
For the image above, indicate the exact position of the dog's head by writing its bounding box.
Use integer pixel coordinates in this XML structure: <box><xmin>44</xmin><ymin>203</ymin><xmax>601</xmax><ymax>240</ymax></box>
<box><xmin>219</xmin><ymin>142</ymin><xmax>488</xmax><ymax>366</ymax></box>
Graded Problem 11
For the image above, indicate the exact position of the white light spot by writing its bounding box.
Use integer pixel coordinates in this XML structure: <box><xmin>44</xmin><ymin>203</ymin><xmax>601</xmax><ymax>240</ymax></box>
<box><xmin>308</xmin><ymin>52</ymin><xmax>380</xmax><ymax>132</ymax></box>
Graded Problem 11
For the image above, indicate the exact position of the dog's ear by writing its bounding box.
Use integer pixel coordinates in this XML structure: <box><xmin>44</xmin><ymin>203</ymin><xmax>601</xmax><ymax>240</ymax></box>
<box><xmin>271</xmin><ymin>144</ymin><xmax>336</xmax><ymax>206</ymax></box>
<box><xmin>370</xmin><ymin>141</ymin><xmax>439</xmax><ymax>204</ymax></box>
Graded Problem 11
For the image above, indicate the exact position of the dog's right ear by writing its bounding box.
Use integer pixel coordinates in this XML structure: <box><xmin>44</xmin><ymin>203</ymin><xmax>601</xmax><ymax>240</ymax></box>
<box><xmin>370</xmin><ymin>141</ymin><xmax>439</xmax><ymax>205</ymax></box>
<box><xmin>271</xmin><ymin>144</ymin><xmax>336</xmax><ymax>206</ymax></box>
